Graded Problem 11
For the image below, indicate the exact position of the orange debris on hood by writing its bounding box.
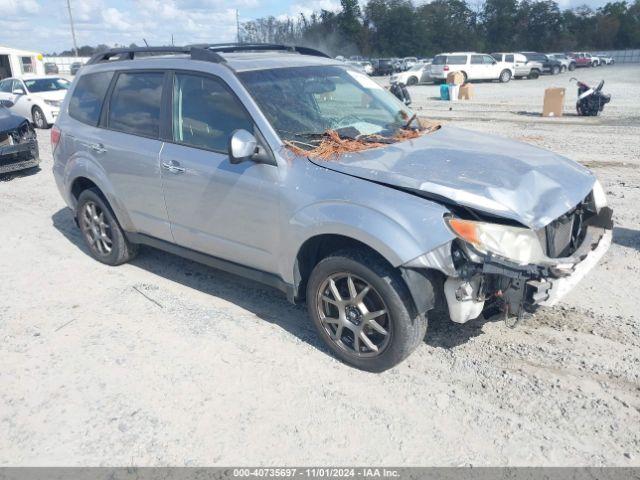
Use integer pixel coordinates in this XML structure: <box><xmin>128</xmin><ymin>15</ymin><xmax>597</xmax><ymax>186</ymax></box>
<box><xmin>284</xmin><ymin>117</ymin><xmax>441</xmax><ymax>161</ymax></box>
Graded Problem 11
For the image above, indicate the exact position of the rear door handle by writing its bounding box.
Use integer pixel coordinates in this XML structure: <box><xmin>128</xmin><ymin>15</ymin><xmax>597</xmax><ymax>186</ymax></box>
<box><xmin>161</xmin><ymin>160</ymin><xmax>185</xmax><ymax>174</ymax></box>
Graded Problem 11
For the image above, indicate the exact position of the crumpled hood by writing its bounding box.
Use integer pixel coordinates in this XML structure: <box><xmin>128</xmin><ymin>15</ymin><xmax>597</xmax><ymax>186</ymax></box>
<box><xmin>0</xmin><ymin>107</ymin><xmax>29</xmax><ymax>132</ymax></box>
<box><xmin>309</xmin><ymin>126</ymin><xmax>595</xmax><ymax>229</ymax></box>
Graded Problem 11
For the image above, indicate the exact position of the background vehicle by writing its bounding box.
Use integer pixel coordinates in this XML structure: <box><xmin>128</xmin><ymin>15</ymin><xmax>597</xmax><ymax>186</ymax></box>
<box><xmin>0</xmin><ymin>76</ymin><xmax>70</xmax><ymax>128</ymax></box>
<box><xmin>568</xmin><ymin>52</ymin><xmax>591</xmax><ymax>68</ymax></box>
<box><xmin>586</xmin><ymin>53</ymin><xmax>601</xmax><ymax>67</ymax></box>
<box><xmin>372</xmin><ymin>58</ymin><xmax>394</xmax><ymax>75</ymax></box>
<box><xmin>520</xmin><ymin>52</ymin><xmax>563</xmax><ymax>75</ymax></box>
<box><xmin>53</xmin><ymin>45</ymin><xmax>610</xmax><ymax>372</ymax></box>
<box><xmin>70</xmin><ymin>62</ymin><xmax>83</xmax><ymax>75</ymax></box>
<box><xmin>44</xmin><ymin>62</ymin><xmax>59</xmax><ymax>75</ymax></box>
<box><xmin>0</xmin><ymin>106</ymin><xmax>39</xmax><ymax>174</ymax></box>
<box><xmin>390</xmin><ymin>62</ymin><xmax>430</xmax><ymax>85</ymax></box>
<box><xmin>401</xmin><ymin>57</ymin><xmax>418</xmax><ymax>71</ymax></box>
<box><xmin>361</xmin><ymin>61</ymin><xmax>373</xmax><ymax>75</ymax></box>
<box><xmin>598</xmin><ymin>55</ymin><xmax>614</xmax><ymax>65</ymax></box>
<box><xmin>548</xmin><ymin>53</ymin><xmax>576</xmax><ymax>72</ymax></box>
<box><xmin>491</xmin><ymin>52</ymin><xmax>542</xmax><ymax>79</ymax></box>
<box><xmin>430</xmin><ymin>52</ymin><xmax>514</xmax><ymax>83</ymax></box>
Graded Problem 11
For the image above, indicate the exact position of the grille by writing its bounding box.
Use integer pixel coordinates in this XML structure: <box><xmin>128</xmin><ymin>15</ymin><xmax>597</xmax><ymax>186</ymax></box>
<box><xmin>538</xmin><ymin>196</ymin><xmax>592</xmax><ymax>258</ymax></box>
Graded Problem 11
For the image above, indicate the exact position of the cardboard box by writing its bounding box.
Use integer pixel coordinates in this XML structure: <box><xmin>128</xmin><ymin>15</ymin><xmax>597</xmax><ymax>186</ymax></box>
<box><xmin>446</xmin><ymin>71</ymin><xmax>465</xmax><ymax>85</ymax></box>
<box><xmin>458</xmin><ymin>83</ymin><xmax>474</xmax><ymax>100</ymax></box>
<box><xmin>542</xmin><ymin>87</ymin><xmax>565</xmax><ymax>117</ymax></box>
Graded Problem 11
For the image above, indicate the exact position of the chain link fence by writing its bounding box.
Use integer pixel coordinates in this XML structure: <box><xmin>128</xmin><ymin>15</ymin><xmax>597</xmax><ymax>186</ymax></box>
<box><xmin>589</xmin><ymin>49</ymin><xmax>640</xmax><ymax>63</ymax></box>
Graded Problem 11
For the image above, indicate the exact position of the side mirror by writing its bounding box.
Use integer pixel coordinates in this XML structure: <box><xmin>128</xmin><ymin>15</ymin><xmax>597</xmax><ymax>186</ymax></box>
<box><xmin>12</xmin><ymin>88</ymin><xmax>25</xmax><ymax>95</ymax></box>
<box><xmin>228</xmin><ymin>129</ymin><xmax>258</xmax><ymax>164</ymax></box>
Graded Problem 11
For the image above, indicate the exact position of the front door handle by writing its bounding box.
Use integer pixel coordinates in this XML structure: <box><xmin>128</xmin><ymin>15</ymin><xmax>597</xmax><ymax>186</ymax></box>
<box><xmin>161</xmin><ymin>160</ymin><xmax>185</xmax><ymax>174</ymax></box>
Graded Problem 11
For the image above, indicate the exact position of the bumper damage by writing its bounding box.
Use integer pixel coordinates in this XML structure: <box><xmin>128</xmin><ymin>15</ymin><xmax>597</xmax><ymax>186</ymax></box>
<box><xmin>0</xmin><ymin>121</ymin><xmax>40</xmax><ymax>175</ymax></box>
<box><xmin>442</xmin><ymin>206</ymin><xmax>613</xmax><ymax>324</ymax></box>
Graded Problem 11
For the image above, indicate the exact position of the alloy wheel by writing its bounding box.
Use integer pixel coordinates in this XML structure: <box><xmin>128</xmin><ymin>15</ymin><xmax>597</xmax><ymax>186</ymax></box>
<box><xmin>80</xmin><ymin>201</ymin><xmax>113</xmax><ymax>255</ymax></box>
<box><xmin>316</xmin><ymin>272</ymin><xmax>391</xmax><ymax>357</ymax></box>
<box><xmin>33</xmin><ymin>109</ymin><xmax>45</xmax><ymax>128</ymax></box>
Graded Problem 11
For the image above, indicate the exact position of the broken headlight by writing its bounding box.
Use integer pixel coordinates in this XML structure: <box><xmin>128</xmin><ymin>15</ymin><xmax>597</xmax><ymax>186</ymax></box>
<box><xmin>446</xmin><ymin>218</ymin><xmax>546</xmax><ymax>265</ymax></box>
<box><xmin>591</xmin><ymin>179</ymin><xmax>607</xmax><ymax>211</ymax></box>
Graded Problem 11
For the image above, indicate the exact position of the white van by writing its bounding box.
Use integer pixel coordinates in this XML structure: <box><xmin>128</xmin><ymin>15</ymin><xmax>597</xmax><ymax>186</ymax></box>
<box><xmin>429</xmin><ymin>52</ymin><xmax>514</xmax><ymax>83</ymax></box>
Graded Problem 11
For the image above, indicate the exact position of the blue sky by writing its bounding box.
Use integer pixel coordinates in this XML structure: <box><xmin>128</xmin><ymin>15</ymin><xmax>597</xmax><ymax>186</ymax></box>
<box><xmin>1</xmin><ymin>0</ymin><xmax>608</xmax><ymax>54</ymax></box>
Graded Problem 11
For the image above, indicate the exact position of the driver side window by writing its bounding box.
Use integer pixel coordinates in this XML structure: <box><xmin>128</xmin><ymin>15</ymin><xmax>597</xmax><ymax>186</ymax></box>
<box><xmin>172</xmin><ymin>73</ymin><xmax>254</xmax><ymax>153</ymax></box>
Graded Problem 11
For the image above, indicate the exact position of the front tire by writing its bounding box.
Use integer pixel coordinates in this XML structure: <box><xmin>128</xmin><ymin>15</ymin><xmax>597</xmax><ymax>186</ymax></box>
<box><xmin>499</xmin><ymin>69</ymin><xmax>512</xmax><ymax>83</ymax></box>
<box><xmin>306</xmin><ymin>250</ymin><xmax>427</xmax><ymax>372</ymax></box>
<box><xmin>569</xmin><ymin>63</ymin><xmax>576</xmax><ymax>71</ymax></box>
<box><xmin>32</xmin><ymin>106</ymin><xmax>48</xmax><ymax>129</ymax></box>
<box><xmin>76</xmin><ymin>188</ymin><xmax>138</xmax><ymax>266</ymax></box>
<box><xmin>551</xmin><ymin>65</ymin><xmax>560</xmax><ymax>75</ymax></box>
<box><xmin>407</xmin><ymin>76</ymin><xmax>418</xmax><ymax>86</ymax></box>
<box><xmin>528</xmin><ymin>69</ymin><xmax>540</xmax><ymax>79</ymax></box>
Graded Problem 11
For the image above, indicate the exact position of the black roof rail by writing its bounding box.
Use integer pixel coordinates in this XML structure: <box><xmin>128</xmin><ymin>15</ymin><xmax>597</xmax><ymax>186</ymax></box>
<box><xmin>86</xmin><ymin>46</ymin><xmax>225</xmax><ymax>65</ymax></box>
<box><xmin>189</xmin><ymin>43</ymin><xmax>331</xmax><ymax>59</ymax></box>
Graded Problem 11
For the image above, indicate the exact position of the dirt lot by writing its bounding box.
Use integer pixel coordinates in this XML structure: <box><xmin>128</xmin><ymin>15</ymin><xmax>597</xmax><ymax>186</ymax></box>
<box><xmin>1</xmin><ymin>65</ymin><xmax>639</xmax><ymax>466</ymax></box>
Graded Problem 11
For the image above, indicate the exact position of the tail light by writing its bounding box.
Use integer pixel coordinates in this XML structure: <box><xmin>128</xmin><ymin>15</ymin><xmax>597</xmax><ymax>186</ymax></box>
<box><xmin>444</xmin><ymin>66</ymin><xmax>450</xmax><ymax>71</ymax></box>
<box><xmin>51</xmin><ymin>125</ymin><xmax>61</xmax><ymax>150</ymax></box>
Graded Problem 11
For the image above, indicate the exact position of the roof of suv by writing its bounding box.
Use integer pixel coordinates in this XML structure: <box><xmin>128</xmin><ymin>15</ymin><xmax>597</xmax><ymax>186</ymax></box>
<box><xmin>85</xmin><ymin>45</ymin><xmax>341</xmax><ymax>73</ymax></box>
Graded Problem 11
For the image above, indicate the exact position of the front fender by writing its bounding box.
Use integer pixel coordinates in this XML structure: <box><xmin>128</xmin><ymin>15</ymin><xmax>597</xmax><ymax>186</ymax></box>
<box><xmin>283</xmin><ymin>197</ymin><xmax>456</xmax><ymax>284</ymax></box>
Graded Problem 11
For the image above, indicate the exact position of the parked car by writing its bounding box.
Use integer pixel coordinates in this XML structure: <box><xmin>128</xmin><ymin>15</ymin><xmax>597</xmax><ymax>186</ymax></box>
<box><xmin>53</xmin><ymin>45</ymin><xmax>612</xmax><ymax>372</ymax></box>
<box><xmin>401</xmin><ymin>57</ymin><xmax>418</xmax><ymax>71</ymax></box>
<box><xmin>568</xmin><ymin>52</ymin><xmax>591</xmax><ymax>68</ymax></box>
<box><xmin>70</xmin><ymin>62</ymin><xmax>83</xmax><ymax>75</ymax></box>
<box><xmin>520</xmin><ymin>52</ymin><xmax>563</xmax><ymax>75</ymax></box>
<box><xmin>0</xmin><ymin>76</ymin><xmax>71</xmax><ymax>128</ymax></box>
<box><xmin>0</xmin><ymin>106</ymin><xmax>39</xmax><ymax>174</ymax></box>
<box><xmin>361</xmin><ymin>61</ymin><xmax>373</xmax><ymax>75</ymax></box>
<box><xmin>44</xmin><ymin>62</ymin><xmax>59</xmax><ymax>74</ymax></box>
<box><xmin>586</xmin><ymin>53</ymin><xmax>601</xmax><ymax>67</ymax></box>
<box><xmin>390</xmin><ymin>62</ymin><xmax>429</xmax><ymax>85</ymax></box>
<box><xmin>430</xmin><ymin>52</ymin><xmax>514</xmax><ymax>83</ymax></box>
<box><xmin>372</xmin><ymin>58</ymin><xmax>394</xmax><ymax>75</ymax></box>
<box><xmin>598</xmin><ymin>55</ymin><xmax>614</xmax><ymax>65</ymax></box>
<box><xmin>491</xmin><ymin>52</ymin><xmax>542</xmax><ymax>79</ymax></box>
<box><xmin>548</xmin><ymin>53</ymin><xmax>576</xmax><ymax>72</ymax></box>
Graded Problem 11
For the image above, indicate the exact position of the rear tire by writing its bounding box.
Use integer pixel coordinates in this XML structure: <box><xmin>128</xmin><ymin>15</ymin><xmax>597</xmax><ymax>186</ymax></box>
<box><xmin>569</xmin><ymin>63</ymin><xmax>576</xmax><ymax>71</ymax></box>
<box><xmin>407</xmin><ymin>76</ymin><xmax>418</xmax><ymax>86</ymax></box>
<box><xmin>306</xmin><ymin>249</ymin><xmax>427</xmax><ymax>372</ymax></box>
<box><xmin>76</xmin><ymin>188</ymin><xmax>138</xmax><ymax>266</ymax></box>
<box><xmin>528</xmin><ymin>69</ymin><xmax>540</xmax><ymax>79</ymax></box>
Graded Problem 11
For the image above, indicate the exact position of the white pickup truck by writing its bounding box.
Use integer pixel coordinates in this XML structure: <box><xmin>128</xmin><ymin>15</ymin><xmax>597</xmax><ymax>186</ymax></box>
<box><xmin>491</xmin><ymin>52</ymin><xmax>543</xmax><ymax>79</ymax></box>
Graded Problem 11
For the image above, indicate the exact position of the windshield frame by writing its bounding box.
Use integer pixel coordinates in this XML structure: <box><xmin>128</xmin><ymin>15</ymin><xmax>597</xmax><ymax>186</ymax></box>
<box><xmin>238</xmin><ymin>65</ymin><xmax>416</xmax><ymax>148</ymax></box>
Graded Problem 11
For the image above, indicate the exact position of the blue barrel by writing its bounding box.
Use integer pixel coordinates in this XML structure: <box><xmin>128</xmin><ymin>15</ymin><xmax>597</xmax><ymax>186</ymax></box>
<box><xmin>440</xmin><ymin>84</ymin><xmax>449</xmax><ymax>101</ymax></box>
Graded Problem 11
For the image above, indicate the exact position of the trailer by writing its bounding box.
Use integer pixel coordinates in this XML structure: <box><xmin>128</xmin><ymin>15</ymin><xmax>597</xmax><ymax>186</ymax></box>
<box><xmin>0</xmin><ymin>46</ymin><xmax>45</xmax><ymax>80</ymax></box>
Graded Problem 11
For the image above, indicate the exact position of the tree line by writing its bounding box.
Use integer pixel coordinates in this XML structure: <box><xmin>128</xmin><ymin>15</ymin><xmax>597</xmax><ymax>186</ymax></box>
<box><xmin>241</xmin><ymin>0</ymin><xmax>640</xmax><ymax>57</ymax></box>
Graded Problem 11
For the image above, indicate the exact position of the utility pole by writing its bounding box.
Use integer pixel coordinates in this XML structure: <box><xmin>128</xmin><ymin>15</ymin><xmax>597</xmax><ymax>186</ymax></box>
<box><xmin>236</xmin><ymin>9</ymin><xmax>241</xmax><ymax>44</ymax></box>
<box><xmin>66</xmin><ymin>0</ymin><xmax>79</xmax><ymax>57</ymax></box>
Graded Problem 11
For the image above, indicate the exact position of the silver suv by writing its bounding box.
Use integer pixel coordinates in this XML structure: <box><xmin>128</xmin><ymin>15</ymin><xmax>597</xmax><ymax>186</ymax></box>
<box><xmin>52</xmin><ymin>45</ymin><xmax>613</xmax><ymax>372</ymax></box>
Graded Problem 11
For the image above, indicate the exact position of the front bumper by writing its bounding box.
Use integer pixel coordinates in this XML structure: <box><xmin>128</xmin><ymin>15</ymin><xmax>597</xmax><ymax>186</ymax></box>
<box><xmin>0</xmin><ymin>138</ymin><xmax>40</xmax><ymax>175</ymax></box>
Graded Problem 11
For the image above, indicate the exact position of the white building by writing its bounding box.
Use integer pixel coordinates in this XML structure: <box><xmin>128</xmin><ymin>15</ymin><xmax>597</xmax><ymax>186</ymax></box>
<box><xmin>0</xmin><ymin>46</ymin><xmax>45</xmax><ymax>80</ymax></box>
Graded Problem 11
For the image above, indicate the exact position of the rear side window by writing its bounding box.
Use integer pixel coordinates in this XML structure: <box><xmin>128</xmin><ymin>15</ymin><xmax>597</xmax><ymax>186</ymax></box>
<box><xmin>447</xmin><ymin>55</ymin><xmax>467</xmax><ymax>65</ymax></box>
<box><xmin>505</xmin><ymin>54</ymin><xmax>514</xmax><ymax>62</ymax></box>
<box><xmin>69</xmin><ymin>71</ymin><xmax>114</xmax><ymax>126</ymax></box>
<box><xmin>432</xmin><ymin>56</ymin><xmax>445</xmax><ymax>65</ymax></box>
<box><xmin>172</xmin><ymin>73</ymin><xmax>253</xmax><ymax>152</ymax></box>
<box><xmin>108</xmin><ymin>72</ymin><xmax>164</xmax><ymax>138</ymax></box>
<box><xmin>471</xmin><ymin>55</ymin><xmax>483</xmax><ymax>64</ymax></box>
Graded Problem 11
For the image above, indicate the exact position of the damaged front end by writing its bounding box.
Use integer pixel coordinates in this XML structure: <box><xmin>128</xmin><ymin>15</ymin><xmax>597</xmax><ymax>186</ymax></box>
<box><xmin>0</xmin><ymin>108</ymin><xmax>40</xmax><ymax>175</ymax></box>
<box><xmin>439</xmin><ymin>186</ymin><xmax>613</xmax><ymax>324</ymax></box>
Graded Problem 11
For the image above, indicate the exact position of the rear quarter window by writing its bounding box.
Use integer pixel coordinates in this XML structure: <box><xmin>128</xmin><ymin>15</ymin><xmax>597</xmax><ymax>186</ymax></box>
<box><xmin>447</xmin><ymin>55</ymin><xmax>468</xmax><ymax>65</ymax></box>
<box><xmin>68</xmin><ymin>71</ymin><xmax>114</xmax><ymax>126</ymax></box>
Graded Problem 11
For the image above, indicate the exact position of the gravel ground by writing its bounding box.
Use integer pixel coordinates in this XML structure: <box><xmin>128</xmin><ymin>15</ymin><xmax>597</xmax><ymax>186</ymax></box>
<box><xmin>1</xmin><ymin>65</ymin><xmax>639</xmax><ymax>467</ymax></box>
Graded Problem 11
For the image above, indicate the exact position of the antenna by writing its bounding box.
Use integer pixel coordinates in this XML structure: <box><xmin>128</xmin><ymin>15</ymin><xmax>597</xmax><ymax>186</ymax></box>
<box><xmin>143</xmin><ymin>38</ymin><xmax>149</xmax><ymax>47</ymax></box>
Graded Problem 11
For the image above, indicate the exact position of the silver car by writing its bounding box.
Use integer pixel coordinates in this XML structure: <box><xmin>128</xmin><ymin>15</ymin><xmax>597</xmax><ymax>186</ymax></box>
<box><xmin>52</xmin><ymin>45</ymin><xmax>613</xmax><ymax>371</ymax></box>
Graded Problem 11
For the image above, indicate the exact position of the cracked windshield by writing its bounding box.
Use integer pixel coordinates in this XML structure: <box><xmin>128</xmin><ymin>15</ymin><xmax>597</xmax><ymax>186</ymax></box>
<box><xmin>239</xmin><ymin>65</ymin><xmax>417</xmax><ymax>150</ymax></box>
